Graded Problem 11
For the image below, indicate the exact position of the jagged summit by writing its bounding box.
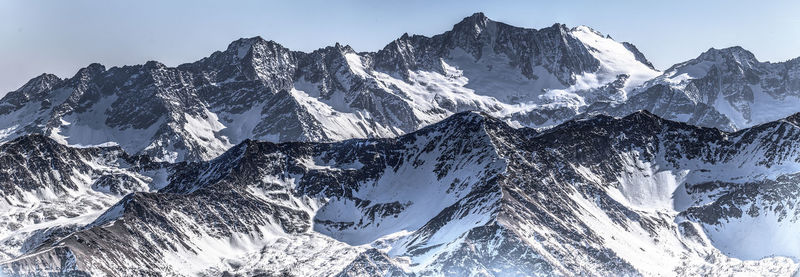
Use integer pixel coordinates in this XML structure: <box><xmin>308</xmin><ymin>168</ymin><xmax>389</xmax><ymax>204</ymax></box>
<box><xmin>224</xmin><ymin>36</ymin><xmax>273</xmax><ymax>52</ymax></box>
<box><xmin>1</xmin><ymin>73</ymin><xmax>62</xmax><ymax>101</ymax></box>
<box><xmin>689</xmin><ymin>46</ymin><xmax>761</xmax><ymax>72</ymax></box>
<box><xmin>14</xmin><ymin>73</ymin><xmax>62</xmax><ymax>92</ymax></box>
<box><xmin>467</xmin><ymin>11</ymin><xmax>488</xmax><ymax>20</ymax></box>
<box><xmin>69</xmin><ymin>62</ymin><xmax>107</xmax><ymax>82</ymax></box>
<box><xmin>227</xmin><ymin>36</ymin><xmax>268</xmax><ymax>47</ymax></box>
<box><xmin>450</xmin><ymin>12</ymin><xmax>495</xmax><ymax>36</ymax></box>
<box><xmin>698</xmin><ymin>46</ymin><xmax>758</xmax><ymax>61</ymax></box>
<box><xmin>456</xmin><ymin>12</ymin><xmax>491</xmax><ymax>26</ymax></box>
<box><xmin>142</xmin><ymin>60</ymin><xmax>167</xmax><ymax>69</ymax></box>
<box><xmin>663</xmin><ymin>46</ymin><xmax>759</xmax><ymax>74</ymax></box>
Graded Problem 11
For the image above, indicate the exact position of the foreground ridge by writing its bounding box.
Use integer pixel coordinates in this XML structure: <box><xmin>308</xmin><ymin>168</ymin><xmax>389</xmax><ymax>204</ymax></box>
<box><xmin>2</xmin><ymin>111</ymin><xmax>800</xmax><ymax>276</ymax></box>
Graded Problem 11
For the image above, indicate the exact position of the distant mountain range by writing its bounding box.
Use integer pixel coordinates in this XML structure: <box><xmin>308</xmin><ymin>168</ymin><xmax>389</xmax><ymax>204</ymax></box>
<box><xmin>3</xmin><ymin>12</ymin><xmax>798</xmax><ymax>163</ymax></box>
<box><xmin>2</xmin><ymin>13</ymin><xmax>800</xmax><ymax>276</ymax></box>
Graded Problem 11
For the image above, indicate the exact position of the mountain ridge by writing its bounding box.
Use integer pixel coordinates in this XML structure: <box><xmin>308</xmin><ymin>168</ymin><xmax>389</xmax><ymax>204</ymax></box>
<box><xmin>0</xmin><ymin>12</ymin><xmax>665</xmax><ymax>162</ymax></box>
<box><xmin>4</xmin><ymin>110</ymin><xmax>800</xmax><ymax>275</ymax></box>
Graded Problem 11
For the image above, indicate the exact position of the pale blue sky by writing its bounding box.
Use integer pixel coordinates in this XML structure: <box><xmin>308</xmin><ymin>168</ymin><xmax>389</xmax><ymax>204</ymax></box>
<box><xmin>2</xmin><ymin>0</ymin><xmax>799</xmax><ymax>94</ymax></box>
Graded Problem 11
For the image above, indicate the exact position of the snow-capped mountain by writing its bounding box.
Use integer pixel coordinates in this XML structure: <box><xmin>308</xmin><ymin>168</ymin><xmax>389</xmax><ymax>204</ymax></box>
<box><xmin>4</xmin><ymin>11</ymin><xmax>800</xmax><ymax>277</ymax></box>
<box><xmin>4</xmin><ymin>111</ymin><xmax>800</xmax><ymax>276</ymax></box>
<box><xmin>590</xmin><ymin>46</ymin><xmax>800</xmax><ymax>131</ymax></box>
<box><xmin>0</xmin><ymin>135</ymin><xmax>167</xmax><ymax>263</ymax></box>
<box><xmin>0</xmin><ymin>13</ymin><xmax>659</xmax><ymax>162</ymax></box>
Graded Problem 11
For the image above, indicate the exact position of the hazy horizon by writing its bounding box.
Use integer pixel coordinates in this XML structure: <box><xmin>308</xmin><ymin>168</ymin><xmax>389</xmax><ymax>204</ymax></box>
<box><xmin>2</xmin><ymin>0</ymin><xmax>799</xmax><ymax>94</ymax></box>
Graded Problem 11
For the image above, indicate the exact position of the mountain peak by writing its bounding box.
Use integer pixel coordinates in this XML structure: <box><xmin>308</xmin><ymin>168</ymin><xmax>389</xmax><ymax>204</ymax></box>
<box><xmin>464</xmin><ymin>12</ymin><xmax>489</xmax><ymax>23</ymax></box>
<box><xmin>225</xmin><ymin>36</ymin><xmax>288</xmax><ymax>60</ymax></box>
<box><xmin>623</xmin><ymin>109</ymin><xmax>660</xmax><ymax>121</ymax></box>
<box><xmin>227</xmin><ymin>36</ymin><xmax>267</xmax><ymax>49</ymax></box>
<box><xmin>571</xmin><ymin>25</ymin><xmax>603</xmax><ymax>36</ymax></box>
<box><xmin>14</xmin><ymin>73</ymin><xmax>62</xmax><ymax>94</ymax></box>
<box><xmin>70</xmin><ymin>63</ymin><xmax>106</xmax><ymax>81</ymax></box>
<box><xmin>333</xmin><ymin>42</ymin><xmax>355</xmax><ymax>52</ymax></box>
<box><xmin>413</xmin><ymin>110</ymin><xmax>493</xmax><ymax>136</ymax></box>
<box><xmin>664</xmin><ymin>46</ymin><xmax>759</xmax><ymax>76</ymax></box>
<box><xmin>32</xmin><ymin>73</ymin><xmax>60</xmax><ymax>81</ymax></box>
<box><xmin>451</xmin><ymin>12</ymin><xmax>495</xmax><ymax>37</ymax></box>
<box><xmin>82</xmin><ymin>63</ymin><xmax>107</xmax><ymax>72</ymax></box>
<box><xmin>697</xmin><ymin>46</ymin><xmax>758</xmax><ymax>64</ymax></box>
<box><xmin>143</xmin><ymin>60</ymin><xmax>166</xmax><ymax>69</ymax></box>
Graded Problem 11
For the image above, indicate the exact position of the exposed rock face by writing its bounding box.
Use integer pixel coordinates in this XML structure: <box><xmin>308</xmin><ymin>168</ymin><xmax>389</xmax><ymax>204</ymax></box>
<box><xmin>4</xmin><ymin>111</ymin><xmax>800</xmax><ymax>276</ymax></box>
